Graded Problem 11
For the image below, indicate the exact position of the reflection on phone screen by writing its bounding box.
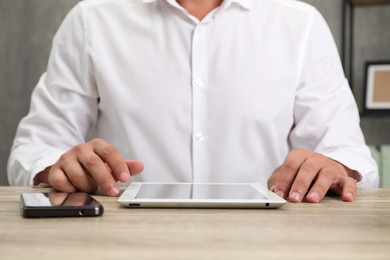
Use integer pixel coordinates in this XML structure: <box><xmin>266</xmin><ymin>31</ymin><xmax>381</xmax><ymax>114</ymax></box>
<box><xmin>23</xmin><ymin>193</ymin><xmax>97</xmax><ymax>207</ymax></box>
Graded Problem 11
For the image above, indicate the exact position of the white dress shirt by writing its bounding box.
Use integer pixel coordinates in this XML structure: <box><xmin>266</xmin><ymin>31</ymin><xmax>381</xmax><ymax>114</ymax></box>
<box><xmin>8</xmin><ymin>0</ymin><xmax>379</xmax><ymax>188</ymax></box>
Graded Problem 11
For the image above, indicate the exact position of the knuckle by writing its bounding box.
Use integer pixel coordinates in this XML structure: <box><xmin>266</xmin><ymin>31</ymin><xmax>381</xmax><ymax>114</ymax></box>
<box><xmin>291</xmin><ymin>147</ymin><xmax>309</xmax><ymax>156</ymax></box>
<box><xmin>294</xmin><ymin>147</ymin><xmax>305</xmax><ymax>153</ymax></box>
<box><xmin>283</xmin><ymin>159</ymin><xmax>300</xmax><ymax>172</ymax></box>
<box><xmin>90</xmin><ymin>138</ymin><xmax>100</xmax><ymax>144</ymax></box>
<box><xmin>58</xmin><ymin>153</ymin><xmax>72</xmax><ymax>164</ymax></box>
<box><xmin>301</xmin><ymin>160</ymin><xmax>318</xmax><ymax>173</ymax></box>
<box><xmin>318</xmin><ymin>154</ymin><xmax>331</xmax><ymax>166</ymax></box>
<box><xmin>102</xmin><ymin>145</ymin><xmax>117</xmax><ymax>157</ymax></box>
<box><xmin>320</xmin><ymin>168</ymin><xmax>337</xmax><ymax>182</ymax></box>
<box><xmin>50</xmin><ymin>177</ymin><xmax>70</xmax><ymax>191</ymax></box>
<box><xmin>85</xmin><ymin>155</ymin><xmax>101</xmax><ymax>168</ymax></box>
<box><xmin>73</xmin><ymin>143</ymin><xmax>85</xmax><ymax>153</ymax></box>
<box><xmin>90</xmin><ymin>138</ymin><xmax>106</xmax><ymax>146</ymax></box>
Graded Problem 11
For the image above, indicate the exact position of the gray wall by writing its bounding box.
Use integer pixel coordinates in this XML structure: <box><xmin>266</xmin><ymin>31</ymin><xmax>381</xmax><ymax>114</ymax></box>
<box><xmin>1</xmin><ymin>0</ymin><xmax>390</xmax><ymax>186</ymax></box>
<box><xmin>355</xmin><ymin>5</ymin><xmax>390</xmax><ymax>145</ymax></box>
<box><xmin>0</xmin><ymin>0</ymin><xmax>80</xmax><ymax>186</ymax></box>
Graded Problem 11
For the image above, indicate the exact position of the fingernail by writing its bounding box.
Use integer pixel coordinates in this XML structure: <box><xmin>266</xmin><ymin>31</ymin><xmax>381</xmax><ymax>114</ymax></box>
<box><xmin>308</xmin><ymin>192</ymin><xmax>319</xmax><ymax>202</ymax></box>
<box><xmin>345</xmin><ymin>192</ymin><xmax>354</xmax><ymax>202</ymax></box>
<box><xmin>276</xmin><ymin>191</ymin><xmax>285</xmax><ymax>199</ymax></box>
<box><xmin>290</xmin><ymin>192</ymin><xmax>301</xmax><ymax>202</ymax></box>
<box><xmin>119</xmin><ymin>172</ymin><xmax>130</xmax><ymax>182</ymax></box>
<box><xmin>270</xmin><ymin>185</ymin><xmax>276</xmax><ymax>192</ymax></box>
<box><xmin>109</xmin><ymin>186</ymin><xmax>120</xmax><ymax>196</ymax></box>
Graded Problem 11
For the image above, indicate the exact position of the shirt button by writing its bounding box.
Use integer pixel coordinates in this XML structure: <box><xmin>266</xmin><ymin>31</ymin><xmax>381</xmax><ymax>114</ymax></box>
<box><xmin>195</xmin><ymin>78</ymin><xmax>204</xmax><ymax>87</ymax></box>
<box><xmin>196</xmin><ymin>26</ymin><xmax>204</xmax><ymax>34</ymax></box>
<box><xmin>195</xmin><ymin>133</ymin><xmax>205</xmax><ymax>142</ymax></box>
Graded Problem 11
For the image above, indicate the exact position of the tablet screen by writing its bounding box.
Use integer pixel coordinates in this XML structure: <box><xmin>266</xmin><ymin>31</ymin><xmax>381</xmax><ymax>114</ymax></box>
<box><xmin>135</xmin><ymin>184</ymin><xmax>268</xmax><ymax>200</ymax></box>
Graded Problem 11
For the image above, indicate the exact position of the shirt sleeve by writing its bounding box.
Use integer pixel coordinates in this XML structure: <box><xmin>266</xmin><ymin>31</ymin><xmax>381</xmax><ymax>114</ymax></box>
<box><xmin>7</xmin><ymin>3</ymin><xmax>98</xmax><ymax>186</ymax></box>
<box><xmin>289</xmin><ymin>9</ymin><xmax>379</xmax><ymax>188</ymax></box>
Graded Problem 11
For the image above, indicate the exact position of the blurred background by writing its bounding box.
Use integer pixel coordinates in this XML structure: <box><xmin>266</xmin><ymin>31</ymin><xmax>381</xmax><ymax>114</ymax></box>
<box><xmin>1</xmin><ymin>0</ymin><xmax>389</xmax><ymax>186</ymax></box>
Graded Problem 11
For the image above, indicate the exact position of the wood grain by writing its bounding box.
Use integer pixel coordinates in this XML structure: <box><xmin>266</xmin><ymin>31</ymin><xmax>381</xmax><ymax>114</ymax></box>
<box><xmin>0</xmin><ymin>187</ymin><xmax>389</xmax><ymax>259</ymax></box>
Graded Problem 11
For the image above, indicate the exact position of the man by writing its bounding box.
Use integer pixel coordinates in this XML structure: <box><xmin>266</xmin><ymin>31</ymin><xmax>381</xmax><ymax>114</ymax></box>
<box><xmin>8</xmin><ymin>0</ymin><xmax>379</xmax><ymax>203</ymax></box>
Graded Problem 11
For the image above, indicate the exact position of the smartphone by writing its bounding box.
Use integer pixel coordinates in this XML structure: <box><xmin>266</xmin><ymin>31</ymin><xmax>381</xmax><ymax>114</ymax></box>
<box><xmin>20</xmin><ymin>192</ymin><xmax>104</xmax><ymax>218</ymax></box>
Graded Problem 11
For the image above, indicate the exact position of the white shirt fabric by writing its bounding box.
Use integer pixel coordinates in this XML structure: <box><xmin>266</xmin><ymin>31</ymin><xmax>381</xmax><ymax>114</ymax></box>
<box><xmin>8</xmin><ymin>0</ymin><xmax>379</xmax><ymax>188</ymax></box>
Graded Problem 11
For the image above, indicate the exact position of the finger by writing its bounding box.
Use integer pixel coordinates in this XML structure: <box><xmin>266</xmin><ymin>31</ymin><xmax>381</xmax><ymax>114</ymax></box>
<box><xmin>341</xmin><ymin>177</ymin><xmax>357</xmax><ymax>202</ymax></box>
<box><xmin>48</xmin><ymin>166</ymin><xmax>78</xmax><ymax>193</ymax></box>
<box><xmin>92</xmin><ymin>139</ymin><xmax>130</xmax><ymax>183</ymax></box>
<box><xmin>77</xmin><ymin>150</ymin><xmax>120</xmax><ymax>197</ymax></box>
<box><xmin>268</xmin><ymin>166</ymin><xmax>281</xmax><ymax>192</ymax></box>
<box><xmin>126</xmin><ymin>160</ymin><xmax>144</xmax><ymax>176</ymax></box>
<box><xmin>305</xmin><ymin>167</ymin><xmax>336</xmax><ymax>203</ymax></box>
<box><xmin>61</xmin><ymin>156</ymin><xmax>99</xmax><ymax>194</ymax></box>
<box><xmin>274</xmin><ymin>149</ymin><xmax>310</xmax><ymax>199</ymax></box>
<box><xmin>288</xmin><ymin>155</ymin><xmax>326</xmax><ymax>203</ymax></box>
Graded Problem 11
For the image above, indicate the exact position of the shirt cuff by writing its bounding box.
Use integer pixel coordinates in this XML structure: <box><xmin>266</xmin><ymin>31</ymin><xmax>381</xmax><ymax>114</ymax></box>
<box><xmin>29</xmin><ymin>151</ymin><xmax>64</xmax><ymax>187</ymax></box>
<box><xmin>321</xmin><ymin>150</ymin><xmax>379</xmax><ymax>189</ymax></box>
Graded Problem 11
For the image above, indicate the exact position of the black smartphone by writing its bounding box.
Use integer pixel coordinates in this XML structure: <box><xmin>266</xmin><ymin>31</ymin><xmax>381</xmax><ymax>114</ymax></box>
<box><xmin>20</xmin><ymin>192</ymin><xmax>104</xmax><ymax>218</ymax></box>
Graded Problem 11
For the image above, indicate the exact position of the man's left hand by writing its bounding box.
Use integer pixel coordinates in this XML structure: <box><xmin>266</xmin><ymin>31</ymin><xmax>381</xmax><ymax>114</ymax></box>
<box><xmin>268</xmin><ymin>148</ymin><xmax>359</xmax><ymax>203</ymax></box>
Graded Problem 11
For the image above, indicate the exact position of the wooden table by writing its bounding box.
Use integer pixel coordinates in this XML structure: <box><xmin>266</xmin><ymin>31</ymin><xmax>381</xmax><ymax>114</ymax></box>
<box><xmin>0</xmin><ymin>187</ymin><xmax>389</xmax><ymax>259</ymax></box>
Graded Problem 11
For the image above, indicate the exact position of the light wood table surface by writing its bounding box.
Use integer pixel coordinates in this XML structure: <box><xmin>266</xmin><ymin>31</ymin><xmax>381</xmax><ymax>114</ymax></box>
<box><xmin>0</xmin><ymin>187</ymin><xmax>389</xmax><ymax>260</ymax></box>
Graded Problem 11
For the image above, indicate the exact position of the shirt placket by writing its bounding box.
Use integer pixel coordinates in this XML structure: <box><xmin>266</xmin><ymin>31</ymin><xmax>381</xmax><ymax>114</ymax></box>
<box><xmin>191</xmin><ymin>22</ymin><xmax>209</xmax><ymax>182</ymax></box>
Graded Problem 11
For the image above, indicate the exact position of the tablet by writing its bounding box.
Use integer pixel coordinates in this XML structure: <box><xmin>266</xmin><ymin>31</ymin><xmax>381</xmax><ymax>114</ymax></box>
<box><xmin>118</xmin><ymin>182</ymin><xmax>286</xmax><ymax>209</ymax></box>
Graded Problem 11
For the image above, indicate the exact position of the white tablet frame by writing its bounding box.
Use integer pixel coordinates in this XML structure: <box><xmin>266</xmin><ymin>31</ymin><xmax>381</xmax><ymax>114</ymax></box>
<box><xmin>118</xmin><ymin>182</ymin><xmax>286</xmax><ymax>209</ymax></box>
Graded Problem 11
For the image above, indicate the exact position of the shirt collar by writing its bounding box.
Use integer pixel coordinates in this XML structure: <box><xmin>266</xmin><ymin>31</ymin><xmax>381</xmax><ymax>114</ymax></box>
<box><xmin>225</xmin><ymin>0</ymin><xmax>252</xmax><ymax>11</ymax></box>
<box><xmin>141</xmin><ymin>0</ymin><xmax>253</xmax><ymax>11</ymax></box>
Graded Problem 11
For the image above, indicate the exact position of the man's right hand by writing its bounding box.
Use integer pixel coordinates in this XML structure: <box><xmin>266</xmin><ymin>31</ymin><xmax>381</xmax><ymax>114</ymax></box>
<box><xmin>33</xmin><ymin>138</ymin><xmax>144</xmax><ymax>196</ymax></box>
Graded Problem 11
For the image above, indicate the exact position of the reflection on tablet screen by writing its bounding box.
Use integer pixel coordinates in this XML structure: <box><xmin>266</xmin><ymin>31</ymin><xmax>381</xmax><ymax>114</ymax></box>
<box><xmin>136</xmin><ymin>184</ymin><xmax>268</xmax><ymax>200</ymax></box>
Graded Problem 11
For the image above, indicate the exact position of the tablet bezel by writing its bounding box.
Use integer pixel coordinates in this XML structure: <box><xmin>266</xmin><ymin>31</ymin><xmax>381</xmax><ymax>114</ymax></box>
<box><xmin>118</xmin><ymin>182</ymin><xmax>286</xmax><ymax>209</ymax></box>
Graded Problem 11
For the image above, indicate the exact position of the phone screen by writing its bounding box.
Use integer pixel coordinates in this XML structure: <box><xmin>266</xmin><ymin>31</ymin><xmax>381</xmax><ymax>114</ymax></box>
<box><xmin>20</xmin><ymin>192</ymin><xmax>104</xmax><ymax>218</ymax></box>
